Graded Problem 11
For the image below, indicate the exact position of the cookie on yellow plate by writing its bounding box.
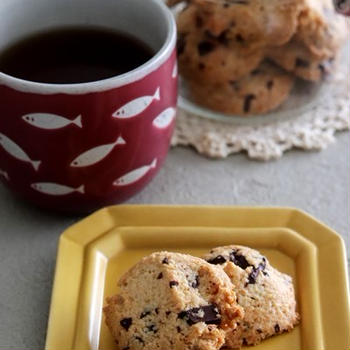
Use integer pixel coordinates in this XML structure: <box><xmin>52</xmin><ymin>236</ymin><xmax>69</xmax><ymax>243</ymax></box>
<box><xmin>202</xmin><ymin>245</ymin><xmax>300</xmax><ymax>348</ymax></box>
<box><xmin>104</xmin><ymin>252</ymin><xmax>243</xmax><ymax>350</ymax></box>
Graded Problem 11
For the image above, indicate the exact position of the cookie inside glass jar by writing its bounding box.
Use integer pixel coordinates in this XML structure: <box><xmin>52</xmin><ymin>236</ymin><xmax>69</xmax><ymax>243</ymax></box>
<box><xmin>170</xmin><ymin>0</ymin><xmax>349</xmax><ymax>116</ymax></box>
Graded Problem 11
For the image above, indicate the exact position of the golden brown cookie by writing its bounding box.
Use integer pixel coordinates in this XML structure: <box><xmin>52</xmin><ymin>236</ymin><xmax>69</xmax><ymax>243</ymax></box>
<box><xmin>187</xmin><ymin>61</ymin><xmax>295</xmax><ymax>115</ymax></box>
<box><xmin>178</xmin><ymin>0</ymin><xmax>303</xmax><ymax>51</ymax></box>
<box><xmin>203</xmin><ymin>245</ymin><xmax>300</xmax><ymax>348</ymax></box>
<box><xmin>266</xmin><ymin>38</ymin><xmax>337</xmax><ymax>81</ymax></box>
<box><xmin>104</xmin><ymin>252</ymin><xmax>243</xmax><ymax>350</ymax></box>
<box><xmin>177</xmin><ymin>5</ymin><xmax>263</xmax><ymax>84</ymax></box>
<box><xmin>296</xmin><ymin>0</ymin><xmax>349</xmax><ymax>59</ymax></box>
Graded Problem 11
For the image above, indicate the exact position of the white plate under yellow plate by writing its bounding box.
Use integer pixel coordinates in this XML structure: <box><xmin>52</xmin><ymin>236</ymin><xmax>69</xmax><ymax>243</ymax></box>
<box><xmin>45</xmin><ymin>206</ymin><xmax>350</xmax><ymax>350</ymax></box>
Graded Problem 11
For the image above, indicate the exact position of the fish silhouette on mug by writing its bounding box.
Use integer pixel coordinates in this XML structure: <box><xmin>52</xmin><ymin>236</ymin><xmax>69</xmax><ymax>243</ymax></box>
<box><xmin>70</xmin><ymin>136</ymin><xmax>126</xmax><ymax>168</ymax></box>
<box><xmin>0</xmin><ymin>133</ymin><xmax>41</xmax><ymax>171</ymax></box>
<box><xmin>112</xmin><ymin>87</ymin><xmax>160</xmax><ymax>119</ymax></box>
<box><xmin>113</xmin><ymin>159</ymin><xmax>157</xmax><ymax>187</ymax></box>
<box><xmin>153</xmin><ymin>107</ymin><xmax>176</xmax><ymax>129</ymax></box>
<box><xmin>31</xmin><ymin>182</ymin><xmax>85</xmax><ymax>196</ymax></box>
<box><xmin>22</xmin><ymin>113</ymin><xmax>82</xmax><ymax>129</ymax></box>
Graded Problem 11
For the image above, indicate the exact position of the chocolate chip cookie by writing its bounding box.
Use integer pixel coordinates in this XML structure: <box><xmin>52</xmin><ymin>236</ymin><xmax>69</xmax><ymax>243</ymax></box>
<box><xmin>177</xmin><ymin>5</ymin><xmax>263</xmax><ymax>84</ymax></box>
<box><xmin>203</xmin><ymin>245</ymin><xmax>300</xmax><ymax>348</ymax></box>
<box><xmin>296</xmin><ymin>0</ymin><xmax>349</xmax><ymax>59</ymax></box>
<box><xmin>267</xmin><ymin>38</ymin><xmax>337</xmax><ymax>81</ymax></box>
<box><xmin>104</xmin><ymin>252</ymin><xmax>243</xmax><ymax>350</ymax></box>
<box><xmin>176</xmin><ymin>0</ymin><xmax>303</xmax><ymax>51</ymax></box>
<box><xmin>187</xmin><ymin>61</ymin><xmax>295</xmax><ymax>115</ymax></box>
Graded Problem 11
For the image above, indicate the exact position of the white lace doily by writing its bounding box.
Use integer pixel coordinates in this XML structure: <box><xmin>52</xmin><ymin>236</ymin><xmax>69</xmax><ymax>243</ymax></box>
<box><xmin>172</xmin><ymin>54</ymin><xmax>350</xmax><ymax>161</ymax></box>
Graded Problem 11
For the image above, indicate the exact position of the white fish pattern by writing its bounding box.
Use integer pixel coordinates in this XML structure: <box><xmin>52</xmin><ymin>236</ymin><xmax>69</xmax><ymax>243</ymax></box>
<box><xmin>172</xmin><ymin>62</ymin><xmax>178</xmax><ymax>78</ymax></box>
<box><xmin>31</xmin><ymin>182</ymin><xmax>84</xmax><ymax>196</ymax></box>
<box><xmin>0</xmin><ymin>169</ymin><xmax>9</xmax><ymax>181</ymax></box>
<box><xmin>0</xmin><ymin>133</ymin><xmax>41</xmax><ymax>171</ymax></box>
<box><xmin>22</xmin><ymin>113</ymin><xmax>82</xmax><ymax>129</ymax></box>
<box><xmin>153</xmin><ymin>107</ymin><xmax>176</xmax><ymax>129</ymax></box>
<box><xmin>113</xmin><ymin>87</ymin><xmax>160</xmax><ymax>119</ymax></box>
<box><xmin>113</xmin><ymin>158</ymin><xmax>157</xmax><ymax>186</ymax></box>
<box><xmin>71</xmin><ymin>136</ymin><xmax>126</xmax><ymax>167</ymax></box>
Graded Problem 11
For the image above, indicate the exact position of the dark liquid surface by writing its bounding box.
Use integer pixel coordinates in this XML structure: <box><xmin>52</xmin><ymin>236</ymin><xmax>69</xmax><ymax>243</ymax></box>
<box><xmin>0</xmin><ymin>27</ymin><xmax>154</xmax><ymax>84</ymax></box>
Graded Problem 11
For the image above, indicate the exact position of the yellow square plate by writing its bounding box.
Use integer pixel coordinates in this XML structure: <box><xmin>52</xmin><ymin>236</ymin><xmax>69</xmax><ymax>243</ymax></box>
<box><xmin>45</xmin><ymin>206</ymin><xmax>350</xmax><ymax>350</ymax></box>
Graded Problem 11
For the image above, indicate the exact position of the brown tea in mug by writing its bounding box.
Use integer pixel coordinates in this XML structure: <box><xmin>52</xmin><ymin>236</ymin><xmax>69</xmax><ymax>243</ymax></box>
<box><xmin>0</xmin><ymin>27</ymin><xmax>154</xmax><ymax>84</ymax></box>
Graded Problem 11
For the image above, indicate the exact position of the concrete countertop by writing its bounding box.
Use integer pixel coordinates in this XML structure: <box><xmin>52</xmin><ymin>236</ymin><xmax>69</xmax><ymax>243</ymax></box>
<box><xmin>0</xmin><ymin>133</ymin><xmax>349</xmax><ymax>349</ymax></box>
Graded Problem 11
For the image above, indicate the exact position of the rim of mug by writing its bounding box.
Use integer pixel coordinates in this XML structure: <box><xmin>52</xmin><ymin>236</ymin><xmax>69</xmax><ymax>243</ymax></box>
<box><xmin>0</xmin><ymin>0</ymin><xmax>176</xmax><ymax>95</ymax></box>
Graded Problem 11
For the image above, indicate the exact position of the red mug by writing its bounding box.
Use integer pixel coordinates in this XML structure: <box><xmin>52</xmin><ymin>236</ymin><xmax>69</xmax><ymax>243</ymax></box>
<box><xmin>0</xmin><ymin>0</ymin><xmax>177</xmax><ymax>213</ymax></box>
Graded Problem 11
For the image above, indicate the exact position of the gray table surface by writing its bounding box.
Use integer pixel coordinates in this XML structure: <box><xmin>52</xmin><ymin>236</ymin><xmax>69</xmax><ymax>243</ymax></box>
<box><xmin>0</xmin><ymin>133</ymin><xmax>349</xmax><ymax>349</ymax></box>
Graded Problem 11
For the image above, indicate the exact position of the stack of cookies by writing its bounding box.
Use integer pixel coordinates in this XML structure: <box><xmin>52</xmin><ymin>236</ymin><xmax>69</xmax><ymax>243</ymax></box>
<box><xmin>170</xmin><ymin>0</ymin><xmax>349</xmax><ymax>115</ymax></box>
<box><xmin>104</xmin><ymin>245</ymin><xmax>300</xmax><ymax>350</ymax></box>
